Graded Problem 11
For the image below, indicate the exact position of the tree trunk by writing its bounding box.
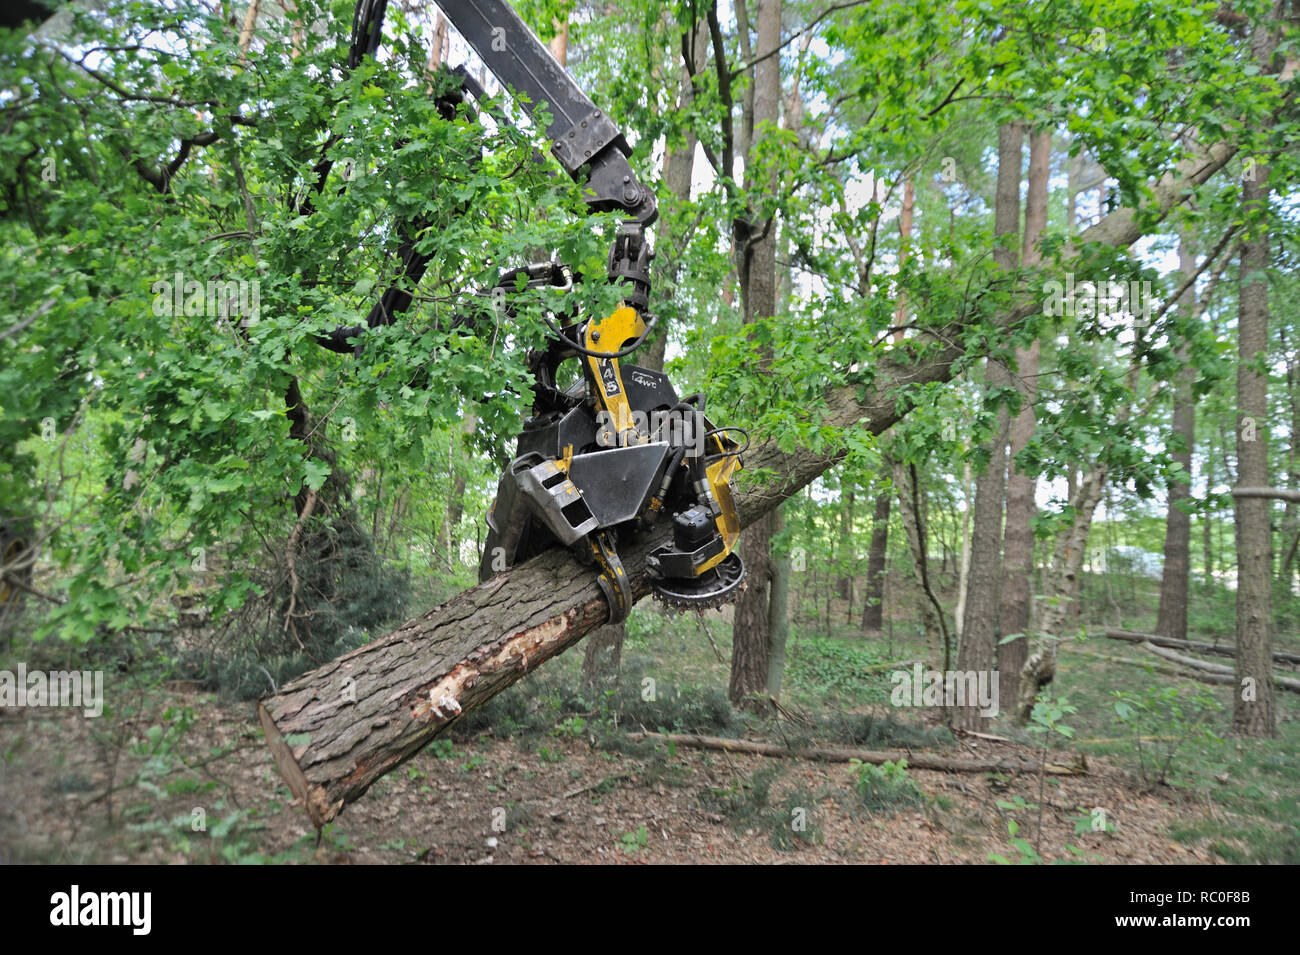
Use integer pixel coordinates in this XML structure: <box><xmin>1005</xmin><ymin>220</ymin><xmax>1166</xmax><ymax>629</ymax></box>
<box><xmin>893</xmin><ymin>458</ymin><xmax>949</xmax><ymax>667</ymax></box>
<box><xmin>837</xmin><ymin>485</ymin><xmax>854</xmax><ymax>601</ymax></box>
<box><xmin>258</xmin><ymin>112</ymin><xmax>1246</xmax><ymax>825</ymax></box>
<box><xmin>426</xmin><ymin>12</ymin><xmax>448</xmax><ymax>76</ymax></box>
<box><xmin>893</xmin><ymin>175</ymin><xmax>914</xmax><ymax>343</ymax></box>
<box><xmin>1202</xmin><ymin>444</ymin><xmax>1215</xmax><ymax>591</ymax></box>
<box><xmin>641</xmin><ymin>17</ymin><xmax>708</xmax><ymax>374</ymax></box>
<box><xmin>1155</xmin><ymin>236</ymin><xmax>1197</xmax><ymax>639</ymax></box>
<box><xmin>730</xmin><ymin>510</ymin><xmax>776</xmax><ymax>709</ymax></box>
<box><xmin>1281</xmin><ymin>327</ymin><xmax>1300</xmax><ymax>590</ymax></box>
<box><xmin>1016</xmin><ymin>464</ymin><xmax>1106</xmax><ymax>720</ymax></box>
<box><xmin>953</xmin><ymin>121</ymin><xmax>1021</xmax><ymax>731</ymax></box>
<box><xmin>1232</xmin><ymin>168</ymin><xmax>1276</xmax><ymax>737</ymax></box>
<box><xmin>997</xmin><ymin>127</ymin><xmax>1049</xmax><ymax>699</ymax></box>
<box><xmin>767</xmin><ymin>509</ymin><xmax>791</xmax><ymax>698</ymax></box>
<box><xmin>728</xmin><ymin>0</ymin><xmax>782</xmax><ymax>709</ymax></box>
<box><xmin>548</xmin><ymin>16</ymin><xmax>568</xmax><ymax>66</ymax></box>
<box><xmin>580</xmin><ymin>622</ymin><xmax>623</xmax><ymax>689</ymax></box>
<box><xmin>997</xmin><ymin>340</ymin><xmax>1037</xmax><ymax>675</ymax></box>
<box><xmin>955</xmin><ymin>391</ymin><xmax>1009</xmax><ymax>730</ymax></box>
<box><xmin>954</xmin><ymin>459</ymin><xmax>972</xmax><ymax>640</ymax></box>
<box><xmin>861</xmin><ymin>492</ymin><xmax>890</xmax><ymax>634</ymax></box>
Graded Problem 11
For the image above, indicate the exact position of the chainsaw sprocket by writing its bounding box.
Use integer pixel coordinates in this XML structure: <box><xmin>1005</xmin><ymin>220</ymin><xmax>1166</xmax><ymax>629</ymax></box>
<box><xmin>650</xmin><ymin>552</ymin><xmax>746</xmax><ymax>612</ymax></box>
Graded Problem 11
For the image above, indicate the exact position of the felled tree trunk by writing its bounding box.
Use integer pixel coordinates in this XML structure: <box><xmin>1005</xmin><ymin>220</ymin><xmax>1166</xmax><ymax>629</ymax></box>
<box><xmin>259</xmin><ymin>546</ymin><xmax>615</xmax><ymax>825</ymax></box>
<box><xmin>258</xmin><ymin>428</ymin><xmax>848</xmax><ymax>827</ymax></box>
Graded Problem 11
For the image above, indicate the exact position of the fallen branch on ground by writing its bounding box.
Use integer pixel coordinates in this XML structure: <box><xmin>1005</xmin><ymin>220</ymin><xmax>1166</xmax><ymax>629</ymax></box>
<box><xmin>624</xmin><ymin>730</ymin><xmax>1087</xmax><ymax>775</ymax></box>
<box><xmin>1104</xmin><ymin>629</ymin><xmax>1300</xmax><ymax>665</ymax></box>
<box><xmin>1139</xmin><ymin>642</ymin><xmax>1300</xmax><ymax>693</ymax></box>
<box><xmin>1073</xmin><ymin>644</ymin><xmax>1300</xmax><ymax>694</ymax></box>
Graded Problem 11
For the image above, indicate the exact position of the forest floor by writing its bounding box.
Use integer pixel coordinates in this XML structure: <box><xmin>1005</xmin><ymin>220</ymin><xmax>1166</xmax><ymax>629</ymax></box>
<box><xmin>3</xmin><ymin>579</ymin><xmax>1298</xmax><ymax>864</ymax></box>
<box><xmin>0</xmin><ymin>692</ymin><xmax>1221</xmax><ymax>865</ymax></box>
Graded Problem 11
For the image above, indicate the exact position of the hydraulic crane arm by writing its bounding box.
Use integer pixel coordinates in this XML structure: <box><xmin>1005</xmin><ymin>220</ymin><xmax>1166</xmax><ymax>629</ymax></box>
<box><xmin>439</xmin><ymin>0</ymin><xmax>657</xmax><ymax>227</ymax></box>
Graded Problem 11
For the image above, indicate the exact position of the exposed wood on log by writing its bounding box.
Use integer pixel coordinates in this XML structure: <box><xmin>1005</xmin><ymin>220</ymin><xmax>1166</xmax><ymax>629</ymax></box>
<box><xmin>625</xmin><ymin>731</ymin><xmax>1087</xmax><ymax>775</ymax></box>
<box><xmin>258</xmin><ymin>550</ymin><xmax>618</xmax><ymax>826</ymax></box>
<box><xmin>1104</xmin><ymin>629</ymin><xmax>1300</xmax><ymax>665</ymax></box>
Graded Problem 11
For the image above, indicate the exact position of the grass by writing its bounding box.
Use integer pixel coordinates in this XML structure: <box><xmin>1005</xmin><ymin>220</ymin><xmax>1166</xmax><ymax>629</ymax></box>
<box><xmin>1054</xmin><ymin>636</ymin><xmax>1300</xmax><ymax>864</ymax></box>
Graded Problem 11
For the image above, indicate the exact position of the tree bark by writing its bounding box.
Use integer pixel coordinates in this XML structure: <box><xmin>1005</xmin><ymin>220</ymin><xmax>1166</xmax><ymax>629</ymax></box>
<box><xmin>728</xmin><ymin>0</ymin><xmax>782</xmax><ymax>708</ymax></box>
<box><xmin>1232</xmin><ymin>167</ymin><xmax>1276</xmax><ymax>737</ymax></box>
<box><xmin>837</xmin><ymin>485</ymin><xmax>855</xmax><ymax>602</ymax></box>
<box><xmin>548</xmin><ymin>16</ymin><xmax>568</xmax><ymax>66</ymax></box>
<box><xmin>1283</xmin><ymin>329</ymin><xmax>1300</xmax><ymax>586</ymax></box>
<box><xmin>1155</xmin><ymin>236</ymin><xmax>1197</xmax><ymax>639</ymax></box>
<box><xmin>580</xmin><ymin>621</ymin><xmax>623</xmax><ymax>689</ymax></box>
<box><xmin>861</xmin><ymin>492</ymin><xmax>890</xmax><ymax>634</ymax></box>
<box><xmin>1015</xmin><ymin>463</ymin><xmax>1107</xmax><ymax>720</ymax></box>
<box><xmin>953</xmin><ymin>122</ymin><xmax>1021</xmax><ymax>731</ymax></box>
<box><xmin>731</xmin><ymin>509</ymin><xmax>776</xmax><ymax>709</ymax></box>
<box><xmin>893</xmin><ymin>458</ymin><xmax>950</xmax><ymax>667</ymax></box>
<box><xmin>954</xmin><ymin>459</ymin><xmax>972</xmax><ymax>639</ymax></box>
<box><xmin>997</xmin><ymin>127</ymin><xmax>1049</xmax><ymax>697</ymax></box>
<box><xmin>767</xmin><ymin>509</ymin><xmax>791</xmax><ymax>698</ymax></box>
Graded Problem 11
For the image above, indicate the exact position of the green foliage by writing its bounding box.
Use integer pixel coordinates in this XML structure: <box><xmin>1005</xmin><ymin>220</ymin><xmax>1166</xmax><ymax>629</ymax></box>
<box><xmin>426</xmin><ymin>739</ymin><xmax>455</xmax><ymax>760</ymax></box>
<box><xmin>847</xmin><ymin>758</ymin><xmax>925</xmax><ymax>815</ymax></box>
<box><xmin>988</xmin><ymin>796</ymin><xmax>1044</xmax><ymax>866</ymax></box>
<box><xmin>785</xmin><ymin>638</ymin><xmax>888</xmax><ymax>697</ymax></box>
<box><xmin>1</xmin><ymin>0</ymin><xmax>622</xmax><ymax>650</ymax></box>
<box><xmin>698</xmin><ymin>765</ymin><xmax>820</xmax><ymax>851</ymax></box>
<box><xmin>1026</xmin><ymin>695</ymin><xmax>1078</xmax><ymax>743</ymax></box>
<box><xmin>535</xmin><ymin>745</ymin><xmax>565</xmax><ymax>764</ymax></box>
<box><xmin>1112</xmin><ymin>684</ymin><xmax>1223</xmax><ymax>787</ymax></box>
<box><xmin>617</xmin><ymin>825</ymin><xmax>648</xmax><ymax>855</ymax></box>
<box><xmin>551</xmin><ymin>715</ymin><xmax>587</xmax><ymax>739</ymax></box>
